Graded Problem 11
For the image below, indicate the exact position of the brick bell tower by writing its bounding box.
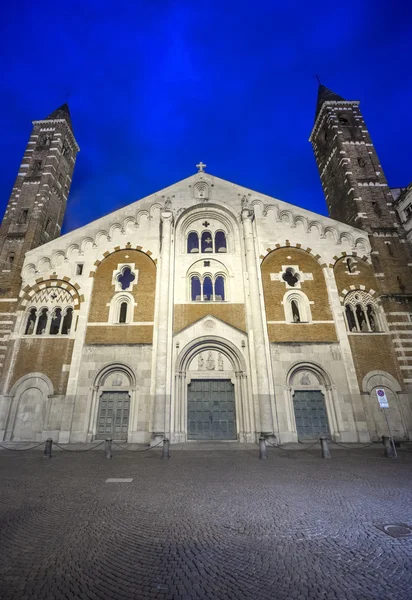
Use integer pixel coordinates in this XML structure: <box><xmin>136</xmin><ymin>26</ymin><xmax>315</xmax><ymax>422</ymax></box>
<box><xmin>310</xmin><ymin>83</ymin><xmax>412</xmax><ymax>392</ymax></box>
<box><xmin>0</xmin><ymin>104</ymin><xmax>79</xmax><ymax>373</ymax></box>
<box><xmin>309</xmin><ymin>83</ymin><xmax>412</xmax><ymax>297</ymax></box>
<box><xmin>0</xmin><ymin>103</ymin><xmax>79</xmax><ymax>298</ymax></box>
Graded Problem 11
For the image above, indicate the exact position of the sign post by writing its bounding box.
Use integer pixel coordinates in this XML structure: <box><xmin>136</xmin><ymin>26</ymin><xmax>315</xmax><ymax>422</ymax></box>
<box><xmin>376</xmin><ymin>388</ymin><xmax>397</xmax><ymax>458</ymax></box>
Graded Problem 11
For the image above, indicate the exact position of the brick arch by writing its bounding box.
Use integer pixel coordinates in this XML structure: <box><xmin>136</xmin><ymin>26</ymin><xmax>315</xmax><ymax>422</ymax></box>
<box><xmin>86</xmin><ymin>247</ymin><xmax>156</xmax><ymax>344</ymax></box>
<box><xmin>261</xmin><ymin>246</ymin><xmax>336</xmax><ymax>343</ymax></box>
<box><xmin>333</xmin><ymin>254</ymin><xmax>376</xmax><ymax>300</ymax></box>
<box><xmin>88</xmin><ymin>244</ymin><xmax>157</xmax><ymax>278</ymax></box>
<box><xmin>330</xmin><ymin>250</ymin><xmax>371</xmax><ymax>268</ymax></box>
<box><xmin>260</xmin><ymin>241</ymin><xmax>328</xmax><ymax>268</ymax></box>
<box><xmin>339</xmin><ymin>285</ymin><xmax>377</xmax><ymax>305</ymax></box>
<box><xmin>18</xmin><ymin>276</ymin><xmax>83</xmax><ymax>310</ymax></box>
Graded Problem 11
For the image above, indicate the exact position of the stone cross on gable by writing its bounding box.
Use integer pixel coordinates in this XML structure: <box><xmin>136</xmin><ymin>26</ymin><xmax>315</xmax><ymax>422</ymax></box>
<box><xmin>196</xmin><ymin>161</ymin><xmax>206</xmax><ymax>172</ymax></box>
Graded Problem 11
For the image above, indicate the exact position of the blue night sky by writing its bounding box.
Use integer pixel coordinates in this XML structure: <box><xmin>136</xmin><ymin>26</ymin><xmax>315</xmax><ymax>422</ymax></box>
<box><xmin>0</xmin><ymin>1</ymin><xmax>411</xmax><ymax>234</ymax></box>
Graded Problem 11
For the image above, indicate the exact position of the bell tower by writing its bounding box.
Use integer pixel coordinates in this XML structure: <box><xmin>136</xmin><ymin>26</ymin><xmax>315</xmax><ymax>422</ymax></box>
<box><xmin>309</xmin><ymin>83</ymin><xmax>412</xmax><ymax>297</ymax></box>
<box><xmin>0</xmin><ymin>103</ymin><xmax>79</xmax><ymax>298</ymax></box>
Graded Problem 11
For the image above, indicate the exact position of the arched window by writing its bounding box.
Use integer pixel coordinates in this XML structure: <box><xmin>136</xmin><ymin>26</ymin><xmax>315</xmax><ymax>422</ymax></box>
<box><xmin>203</xmin><ymin>276</ymin><xmax>213</xmax><ymax>301</ymax></box>
<box><xmin>191</xmin><ymin>276</ymin><xmax>201</xmax><ymax>301</ymax></box>
<box><xmin>119</xmin><ymin>302</ymin><xmax>128</xmax><ymax>324</ymax></box>
<box><xmin>291</xmin><ymin>300</ymin><xmax>301</xmax><ymax>323</ymax></box>
<box><xmin>25</xmin><ymin>309</ymin><xmax>36</xmax><ymax>335</ymax></box>
<box><xmin>345</xmin><ymin>305</ymin><xmax>357</xmax><ymax>332</ymax></box>
<box><xmin>187</xmin><ymin>232</ymin><xmax>199</xmax><ymax>253</ymax></box>
<box><xmin>215</xmin><ymin>276</ymin><xmax>225</xmax><ymax>301</ymax></box>
<box><xmin>339</xmin><ymin>114</ymin><xmax>349</xmax><ymax>126</ymax></box>
<box><xmin>346</xmin><ymin>258</ymin><xmax>355</xmax><ymax>273</ymax></box>
<box><xmin>344</xmin><ymin>291</ymin><xmax>382</xmax><ymax>333</ymax></box>
<box><xmin>284</xmin><ymin>291</ymin><xmax>311</xmax><ymax>324</ymax></box>
<box><xmin>201</xmin><ymin>231</ymin><xmax>213</xmax><ymax>253</ymax></box>
<box><xmin>215</xmin><ymin>231</ymin><xmax>227</xmax><ymax>253</ymax></box>
<box><xmin>36</xmin><ymin>308</ymin><xmax>48</xmax><ymax>335</ymax></box>
<box><xmin>61</xmin><ymin>308</ymin><xmax>73</xmax><ymax>335</ymax></box>
<box><xmin>7</xmin><ymin>253</ymin><xmax>15</xmax><ymax>266</ymax></box>
<box><xmin>49</xmin><ymin>308</ymin><xmax>62</xmax><ymax>335</ymax></box>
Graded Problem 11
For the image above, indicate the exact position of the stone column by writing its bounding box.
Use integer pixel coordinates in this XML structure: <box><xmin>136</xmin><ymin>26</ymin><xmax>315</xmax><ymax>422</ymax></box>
<box><xmin>242</xmin><ymin>208</ymin><xmax>275</xmax><ymax>436</ymax></box>
<box><xmin>323</xmin><ymin>266</ymin><xmax>369</xmax><ymax>441</ymax></box>
<box><xmin>152</xmin><ymin>208</ymin><xmax>173</xmax><ymax>438</ymax></box>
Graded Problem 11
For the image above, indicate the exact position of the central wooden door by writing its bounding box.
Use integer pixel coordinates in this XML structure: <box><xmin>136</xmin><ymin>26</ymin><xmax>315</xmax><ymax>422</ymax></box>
<box><xmin>188</xmin><ymin>379</ymin><xmax>236</xmax><ymax>440</ymax></box>
<box><xmin>96</xmin><ymin>391</ymin><xmax>130</xmax><ymax>440</ymax></box>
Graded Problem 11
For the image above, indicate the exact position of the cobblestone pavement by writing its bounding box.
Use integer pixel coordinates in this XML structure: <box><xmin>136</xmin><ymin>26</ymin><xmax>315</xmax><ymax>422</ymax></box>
<box><xmin>1</xmin><ymin>445</ymin><xmax>412</xmax><ymax>600</ymax></box>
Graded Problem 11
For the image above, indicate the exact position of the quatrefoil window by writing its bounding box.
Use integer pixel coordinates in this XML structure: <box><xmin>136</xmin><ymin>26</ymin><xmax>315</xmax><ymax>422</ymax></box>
<box><xmin>117</xmin><ymin>267</ymin><xmax>135</xmax><ymax>290</ymax></box>
<box><xmin>282</xmin><ymin>268</ymin><xmax>300</xmax><ymax>287</ymax></box>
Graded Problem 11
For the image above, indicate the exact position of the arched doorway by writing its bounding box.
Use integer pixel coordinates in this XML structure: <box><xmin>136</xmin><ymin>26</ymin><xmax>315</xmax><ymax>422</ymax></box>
<box><xmin>174</xmin><ymin>336</ymin><xmax>251</xmax><ymax>442</ymax></box>
<box><xmin>288</xmin><ymin>363</ymin><xmax>337</xmax><ymax>440</ymax></box>
<box><xmin>362</xmin><ymin>371</ymin><xmax>407</xmax><ymax>440</ymax></box>
<box><xmin>89</xmin><ymin>363</ymin><xmax>136</xmax><ymax>441</ymax></box>
<box><xmin>5</xmin><ymin>373</ymin><xmax>54</xmax><ymax>441</ymax></box>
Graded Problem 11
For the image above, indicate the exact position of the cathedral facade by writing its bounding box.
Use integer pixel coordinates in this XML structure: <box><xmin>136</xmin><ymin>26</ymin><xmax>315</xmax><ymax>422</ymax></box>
<box><xmin>0</xmin><ymin>87</ymin><xmax>411</xmax><ymax>445</ymax></box>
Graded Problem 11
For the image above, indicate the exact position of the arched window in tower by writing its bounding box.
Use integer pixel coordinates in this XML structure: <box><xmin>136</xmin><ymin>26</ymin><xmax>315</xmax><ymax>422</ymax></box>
<box><xmin>18</xmin><ymin>209</ymin><xmax>28</xmax><ymax>225</ymax></box>
<box><xmin>291</xmin><ymin>300</ymin><xmax>301</xmax><ymax>323</ymax></box>
<box><xmin>36</xmin><ymin>308</ymin><xmax>48</xmax><ymax>335</ymax></box>
<box><xmin>191</xmin><ymin>276</ymin><xmax>201</xmax><ymax>301</ymax></box>
<box><xmin>187</xmin><ymin>232</ymin><xmax>199</xmax><ymax>253</ymax></box>
<box><xmin>215</xmin><ymin>276</ymin><xmax>225</xmax><ymax>301</ymax></box>
<box><xmin>7</xmin><ymin>253</ymin><xmax>15</xmax><ymax>266</ymax></box>
<box><xmin>61</xmin><ymin>308</ymin><xmax>73</xmax><ymax>335</ymax></box>
<box><xmin>345</xmin><ymin>305</ymin><xmax>357</xmax><ymax>332</ymax></box>
<box><xmin>25</xmin><ymin>308</ymin><xmax>37</xmax><ymax>335</ymax></box>
<box><xmin>203</xmin><ymin>276</ymin><xmax>213</xmax><ymax>301</ymax></box>
<box><xmin>119</xmin><ymin>302</ymin><xmax>128</xmax><ymax>324</ymax></box>
<box><xmin>385</xmin><ymin>242</ymin><xmax>393</xmax><ymax>256</ymax></box>
<box><xmin>49</xmin><ymin>308</ymin><xmax>62</xmax><ymax>335</ymax></box>
<box><xmin>201</xmin><ymin>231</ymin><xmax>213</xmax><ymax>253</ymax></box>
<box><xmin>215</xmin><ymin>231</ymin><xmax>227</xmax><ymax>253</ymax></box>
<box><xmin>338</xmin><ymin>114</ymin><xmax>349</xmax><ymax>126</ymax></box>
<box><xmin>357</xmin><ymin>157</ymin><xmax>366</xmax><ymax>168</ymax></box>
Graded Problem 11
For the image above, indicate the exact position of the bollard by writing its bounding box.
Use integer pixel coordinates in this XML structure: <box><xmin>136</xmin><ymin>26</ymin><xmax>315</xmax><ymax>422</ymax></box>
<box><xmin>320</xmin><ymin>435</ymin><xmax>331</xmax><ymax>459</ymax></box>
<box><xmin>259</xmin><ymin>436</ymin><xmax>268</xmax><ymax>460</ymax></box>
<box><xmin>43</xmin><ymin>438</ymin><xmax>53</xmax><ymax>459</ymax></box>
<box><xmin>105</xmin><ymin>438</ymin><xmax>112</xmax><ymax>459</ymax></box>
<box><xmin>382</xmin><ymin>435</ymin><xmax>396</xmax><ymax>458</ymax></box>
<box><xmin>161</xmin><ymin>438</ymin><xmax>170</xmax><ymax>459</ymax></box>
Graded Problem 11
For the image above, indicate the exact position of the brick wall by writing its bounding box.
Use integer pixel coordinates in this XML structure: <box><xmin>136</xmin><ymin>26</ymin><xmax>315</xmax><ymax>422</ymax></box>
<box><xmin>174</xmin><ymin>303</ymin><xmax>246</xmax><ymax>333</ymax></box>
<box><xmin>87</xmin><ymin>249</ymin><xmax>156</xmax><ymax>344</ymax></box>
<box><xmin>261</xmin><ymin>247</ymin><xmax>336</xmax><ymax>342</ymax></box>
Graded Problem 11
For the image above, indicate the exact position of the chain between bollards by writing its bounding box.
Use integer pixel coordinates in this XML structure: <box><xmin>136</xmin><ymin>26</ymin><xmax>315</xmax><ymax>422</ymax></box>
<box><xmin>105</xmin><ymin>439</ymin><xmax>112</xmax><ymax>459</ymax></box>
<box><xmin>43</xmin><ymin>438</ymin><xmax>53</xmax><ymax>459</ymax></box>
<box><xmin>259</xmin><ymin>436</ymin><xmax>268</xmax><ymax>460</ymax></box>
<box><xmin>161</xmin><ymin>438</ymin><xmax>170</xmax><ymax>459</ymax></box>
<box><xmin>320</xmin><ymin>435</ymin><xmax>331</xmax><ymax>459</ymax></box>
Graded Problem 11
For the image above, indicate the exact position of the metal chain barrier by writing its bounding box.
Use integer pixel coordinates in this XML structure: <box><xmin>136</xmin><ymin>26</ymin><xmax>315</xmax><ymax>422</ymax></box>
<box><xmin>265</xmin><ymin>438</ymin><xmax>320</xmax><ymax>452</ymax></box>
<box><xmin>0</xmin><ymin>441</ymin><xmax>45</xmax><ymax>452</ymax></box>
<box><xmin>53</xmin><ymin>440</ymin><xmax>105</xmax><ymax>453</ymax></box>
<box><xmin>111</xmin><ymin>439</ymin><xmax>164</xmax><ymax>452</ymax></box>
<box><xmin>329</xmin><ymin>439</ymin><xmax>377</xmax><ymax>450</ymax></box>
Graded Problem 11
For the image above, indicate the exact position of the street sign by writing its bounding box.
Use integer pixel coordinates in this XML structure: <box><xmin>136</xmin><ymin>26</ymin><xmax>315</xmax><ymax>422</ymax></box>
<box><xmin>376</xmin><ymin>388</ymin><xmax>389</xmax><ymax>408</ymax></box>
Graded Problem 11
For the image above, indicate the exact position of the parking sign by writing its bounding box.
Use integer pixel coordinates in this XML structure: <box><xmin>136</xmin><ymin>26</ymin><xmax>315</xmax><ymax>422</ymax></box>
<box><xmin>376</xmin><ymin>388</ymin><xmax>389</xmax><ymax>408</ymax></box>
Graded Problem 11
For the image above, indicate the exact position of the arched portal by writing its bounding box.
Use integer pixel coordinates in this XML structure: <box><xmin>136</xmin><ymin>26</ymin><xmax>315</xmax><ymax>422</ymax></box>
<box><xmin>88</xmin><ymin>363</ymin><xmax>137</xmax><ymax>441</ymax></box>
<box><xmin>5</xmin><ymin>373</ymin><xmax>54</xmax><ymax>441</ymax></box>
<box><xmin>287</xmin><ymin>363</ymin><xmax>338</xmax><ymax>440</ymax></box>
<box><xmin>174</xmin><ymin>336</ymin><xmax>251</xmax><ymax>442</ymax></box>
<box><xmin>362</xmin><ymin>371</ymin><xmax>407</xmax><ymax>440</ymax></box>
